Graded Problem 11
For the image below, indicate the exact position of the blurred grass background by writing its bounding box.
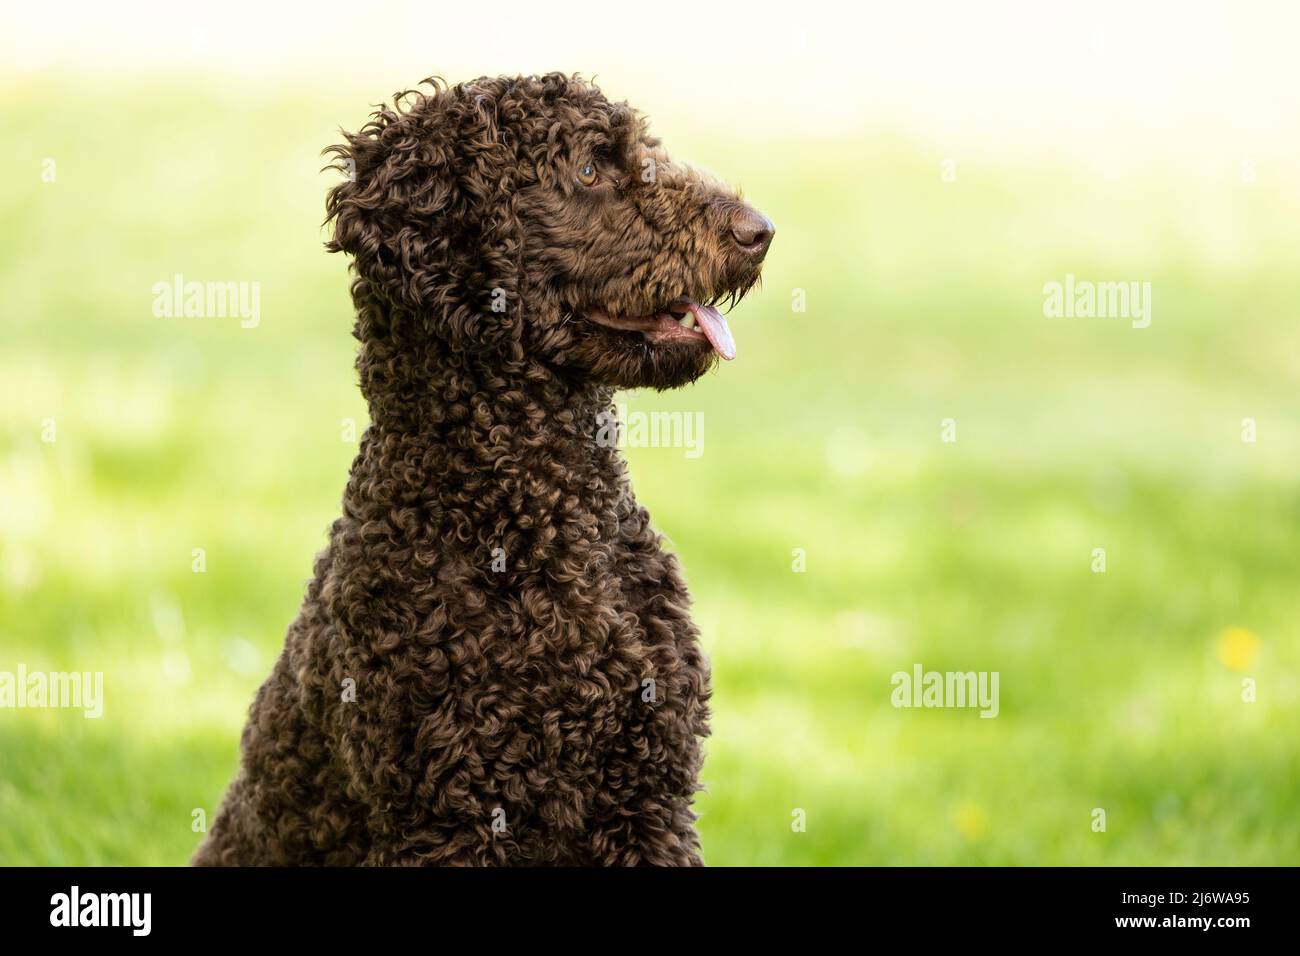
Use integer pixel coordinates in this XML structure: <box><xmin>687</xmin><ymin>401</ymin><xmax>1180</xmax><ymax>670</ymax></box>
<box><xmin>1</xmin><ymin>73</ymin><xmax>1298</xmax><ymax>866</ymax></box>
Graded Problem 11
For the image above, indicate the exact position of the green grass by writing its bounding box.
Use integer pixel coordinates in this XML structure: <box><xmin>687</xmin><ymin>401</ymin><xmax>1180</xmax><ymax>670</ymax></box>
<box><xmin>1</xmin><ymin>77</ymin><xmax>1297</xmax><ymax>865</ymax></box>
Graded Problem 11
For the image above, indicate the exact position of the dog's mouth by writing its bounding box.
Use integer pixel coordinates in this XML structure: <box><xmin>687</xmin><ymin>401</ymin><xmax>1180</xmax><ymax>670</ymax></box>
<box><xmin>582</xmin><ymin>297</ymin><xmax>737</xmax><ymax>361</ymax></box>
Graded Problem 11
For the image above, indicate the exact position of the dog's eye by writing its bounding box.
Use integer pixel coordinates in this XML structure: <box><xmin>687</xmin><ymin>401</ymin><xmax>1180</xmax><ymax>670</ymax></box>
<box><xmin>576</xmin><ymin>162</ymin><xmax>599</xmax><ymax>187</ymax></box>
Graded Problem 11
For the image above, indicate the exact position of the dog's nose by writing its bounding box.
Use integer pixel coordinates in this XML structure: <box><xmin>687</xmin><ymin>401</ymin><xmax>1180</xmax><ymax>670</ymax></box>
<box><xmin>730</xmin><ymin>207</ymin><xmax>774</xmax><ymax>260</ymax></box>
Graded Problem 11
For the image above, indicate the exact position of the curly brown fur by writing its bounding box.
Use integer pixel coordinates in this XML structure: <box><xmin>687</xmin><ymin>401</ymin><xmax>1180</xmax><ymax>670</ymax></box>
<box><xmin>192</xmin><ymin>73</ymin><xmax>773</xmax><ymax>866</ymax></box>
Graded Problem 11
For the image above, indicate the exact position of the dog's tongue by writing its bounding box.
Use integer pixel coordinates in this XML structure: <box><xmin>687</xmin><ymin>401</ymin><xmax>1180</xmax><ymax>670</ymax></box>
<box><xmin>688</xmin><ymin>303</ymin><xmax>736</xmax><ymax>360</ymax></box>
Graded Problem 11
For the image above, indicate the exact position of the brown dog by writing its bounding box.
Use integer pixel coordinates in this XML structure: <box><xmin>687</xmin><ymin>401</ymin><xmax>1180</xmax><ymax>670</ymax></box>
<box><xmin>194</xmin><ymin>73</ymin><xmax>773</xmax><ymax>865</ymax></box>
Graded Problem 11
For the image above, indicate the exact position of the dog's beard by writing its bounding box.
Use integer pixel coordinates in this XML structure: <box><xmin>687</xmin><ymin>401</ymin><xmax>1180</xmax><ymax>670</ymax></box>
<box><xmin>570</xmin><ymin>326</ymin><xmax>719</xmax><ymax>390</ymax></box>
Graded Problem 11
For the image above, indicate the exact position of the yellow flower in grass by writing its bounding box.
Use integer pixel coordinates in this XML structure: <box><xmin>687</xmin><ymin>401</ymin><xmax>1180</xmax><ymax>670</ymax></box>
<box><xmin>1216</xmin><ymin>627</ymin><xmax>1259</xmax><ymax>672</ymax></box>
<box><xmin>953</xmin><ymin>801</ymin><xmax>988</xmax><ymax>841</ymax></box>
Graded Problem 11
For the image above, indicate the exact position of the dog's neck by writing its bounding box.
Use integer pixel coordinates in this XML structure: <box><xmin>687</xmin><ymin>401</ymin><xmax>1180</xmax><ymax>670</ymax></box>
<box><xmin>363</xmin><ymin>361</ymin><xmax>614</xmax><ymax>445</ymax></box>
<box><xmin>355</xmin><ymin>343</ymin><xmax>626</xmax><ymax>514</ymax></box>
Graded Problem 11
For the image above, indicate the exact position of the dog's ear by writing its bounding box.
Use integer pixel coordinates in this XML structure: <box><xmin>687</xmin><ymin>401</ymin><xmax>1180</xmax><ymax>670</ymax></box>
<box><xmin>323</xmin><ymin>80</ymin><xmax>523</xmax><ymax>355</ymax></box>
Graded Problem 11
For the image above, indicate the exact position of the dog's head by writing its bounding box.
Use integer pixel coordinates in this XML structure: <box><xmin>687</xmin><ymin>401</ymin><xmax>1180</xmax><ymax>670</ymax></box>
<box><xmin>326</xmin><ymin>73</ymin><xmax>772</xmax><ymax>391</ymax></box>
